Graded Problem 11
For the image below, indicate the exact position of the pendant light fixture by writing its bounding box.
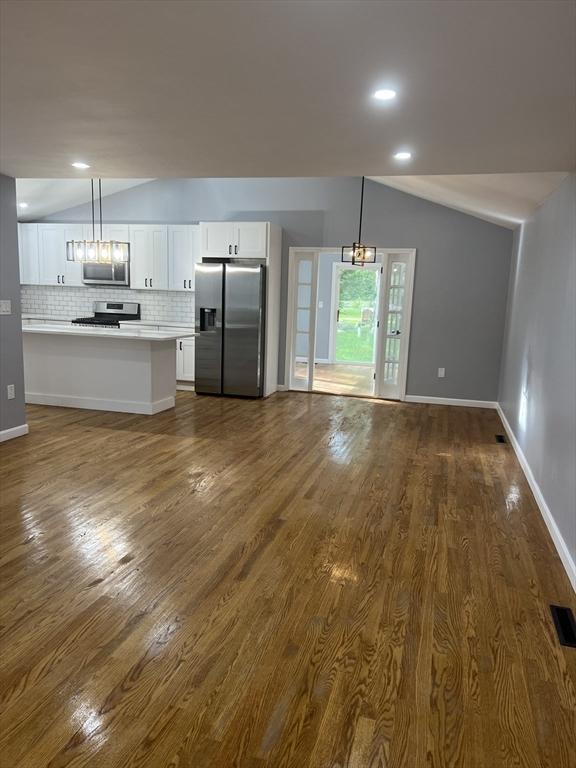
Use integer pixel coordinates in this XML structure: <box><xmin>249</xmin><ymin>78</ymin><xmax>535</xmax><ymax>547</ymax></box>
<box><xmin>66</xmin><ymin>179</ymin><xmax>130</xmax><ymax>264</ymax></box>
<box><xmin>341</xmin><ymin>176</ymin><xmax>376</xmax><ymax>266</ymax></box>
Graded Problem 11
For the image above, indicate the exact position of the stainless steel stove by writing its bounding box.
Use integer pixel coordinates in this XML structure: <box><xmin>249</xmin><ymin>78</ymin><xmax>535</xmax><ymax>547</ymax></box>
<box><xmin>72</xmin><ymin>301</ymin><xmax>140</xmax><ymax>328</ymax></box>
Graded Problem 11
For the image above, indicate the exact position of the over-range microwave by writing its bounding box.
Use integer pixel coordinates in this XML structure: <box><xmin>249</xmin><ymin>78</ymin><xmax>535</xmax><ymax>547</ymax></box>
<box><xmin>82</xmin><ymin>261</ymin><xmax>130</xmax><ymax>286</ymax></box>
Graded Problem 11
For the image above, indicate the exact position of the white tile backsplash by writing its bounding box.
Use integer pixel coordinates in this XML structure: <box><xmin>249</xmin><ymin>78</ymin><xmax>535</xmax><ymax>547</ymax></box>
<box><xmin>21</xmin><ymin>285</ymin><xmax>194</xmax><ymax>324</ymax></box>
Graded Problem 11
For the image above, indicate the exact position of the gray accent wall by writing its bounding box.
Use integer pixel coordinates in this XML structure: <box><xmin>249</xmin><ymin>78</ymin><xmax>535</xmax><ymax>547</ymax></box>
<box><xmin>41</xmin><ymin>177</ymin><xmax>513</xmax><ymax>399</ymax></box>
<box><xmin>499</xmin><ymin>174</ymin><xmax>576</xmax><ymax>569</ymax></box>
<box><xmin>0</xmin><ymin>174</ymin><xmax>27</xmax><ymax>435</ymax></box>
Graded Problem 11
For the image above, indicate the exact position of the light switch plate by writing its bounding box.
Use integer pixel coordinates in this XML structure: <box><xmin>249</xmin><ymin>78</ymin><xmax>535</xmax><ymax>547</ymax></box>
<box><xmin>7</xmin><ymin>384</ymin><xmax>15</xmax><ymax>400</ymax></box>
<box><xmin>0</xmin><ymin>299</ymin><xmax>12</xmax><ymax>315</ymax></box>
<box><xmin>438</xmin><ymin>367</ymin><xmax>446</xmax><ymax>378</ymax></box>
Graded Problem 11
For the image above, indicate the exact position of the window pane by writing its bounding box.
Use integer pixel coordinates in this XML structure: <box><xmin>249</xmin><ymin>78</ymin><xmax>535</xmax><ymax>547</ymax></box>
<box><xmin>297</xmin><ymin>309</ymin><xmax>310</xmax><ymax>333</ymax></box>
<box><xmin>390</xmin><ymin>262</ymin><xmax>406</xmax><ymax>287</ymax></box>
<box><xmin>298</xmin><ymin>260</ymin><xmax>312</xmax><ymax>283</ymax></box>
<box><xmin>387</xmin><ymin>312</ymin><xmax>402</xmax><ymax>335</ymax></box>
<box><xmin>385</xmin><ymin>338</ymin><xmax>400</xmax><ymax>362</ymax></box>
<box><xmin>297</xmin><ymin>284</ymin><xmax>311</xmax><ymax>308</ymax></box>
<box><xmin>384</xmin><ymin>362</ymin><xmax>399</xmax><ymax>384</ymax></box>
<box><xmin>295</xmin><ymin>332</ymin><xmax>308</xmax><ymax>357</ymax></box>
<box><xmin>388</xmin><ymin>286</ymin><xmax>404</xmax><ymax>311</ymax></box>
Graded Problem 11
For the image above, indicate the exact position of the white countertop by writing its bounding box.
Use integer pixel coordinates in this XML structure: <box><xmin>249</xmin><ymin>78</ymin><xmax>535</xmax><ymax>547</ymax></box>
<box><xmin>22</xmin><ymin>323</ymin><xmax>196</xmax><ymax>341</ymax></box>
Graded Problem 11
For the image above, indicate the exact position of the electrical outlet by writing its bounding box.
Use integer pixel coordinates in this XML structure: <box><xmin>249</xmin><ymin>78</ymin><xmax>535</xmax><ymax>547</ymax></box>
<box><xmin>7</xmin><ymin>384</ymin><xmax>15</xmax><ymax>400</ymax></box>
<box><xmin>0</xmin><ymin>299</ymin><xmax>12</xmax><ymax>315</ymax></box>
<box><xmin>438</xmin><ymin>367</ymin><xmax>446</xmax><ymax>378</ymax></box>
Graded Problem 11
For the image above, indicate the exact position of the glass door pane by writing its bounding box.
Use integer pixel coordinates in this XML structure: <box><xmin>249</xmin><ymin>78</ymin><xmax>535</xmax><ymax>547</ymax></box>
<box><xmin>314</xmin><ymin>264</ymin><xmax>380</xmax><ymax>397</ymax></box>
<box><xmin>377</xmin><ymin>257</ymin><xmax>409</xmax><ymax>399</ymax></box>
<box><xmin>290</xmin><ymin>253</ymin><xmax>317</xmax><ymax>390</ymax></box>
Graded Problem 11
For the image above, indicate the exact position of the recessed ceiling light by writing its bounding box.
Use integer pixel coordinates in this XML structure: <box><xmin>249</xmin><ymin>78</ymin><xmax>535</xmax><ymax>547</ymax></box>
<box><xmin>71</xmin><ymin>161</ymin><xmax>90</xmax><ymax>169</ymax></box>
<box><xmin>373</xmin><ymin>89</ymin><xmax>397</xmax><ymax>101</ymax></box>
<box><xmin>393</xmin><ymin>151</ymin><xmax>412</xmax><ymax>161</ymax></box>
<box><xmin>18</xmin><ymin>202</ymin><xmax>29</xmax><ymax>208</ymax></box>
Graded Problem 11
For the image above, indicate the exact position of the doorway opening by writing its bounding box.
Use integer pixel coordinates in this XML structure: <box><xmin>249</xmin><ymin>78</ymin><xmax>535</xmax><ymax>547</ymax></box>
<box><xmin>287</xmin><ymin>248</ymin><xmax>416</xmax><ymax>400</ymax></box>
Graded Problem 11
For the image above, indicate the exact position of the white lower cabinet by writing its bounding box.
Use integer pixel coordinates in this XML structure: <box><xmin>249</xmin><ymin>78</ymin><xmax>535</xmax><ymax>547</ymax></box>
<box><xmin>176</xmin><ymin>338</ymin><xmax>195</xmax><ymax>381</ymax></box>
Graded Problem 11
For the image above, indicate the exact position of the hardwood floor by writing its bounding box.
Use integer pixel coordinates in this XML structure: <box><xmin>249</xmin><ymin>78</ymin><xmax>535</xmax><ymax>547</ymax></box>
<box><xmin>0</xmin><ymin>392</ymin><xmax>574</xmax><ymax>768</ymax></box>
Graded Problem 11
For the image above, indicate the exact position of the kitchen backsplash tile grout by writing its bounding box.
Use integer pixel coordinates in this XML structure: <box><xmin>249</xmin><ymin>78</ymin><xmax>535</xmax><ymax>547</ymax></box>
<box><xmin>21</xmin><ymin>285</ymin><xmax>195</xmax><ymax>324</ymax></box>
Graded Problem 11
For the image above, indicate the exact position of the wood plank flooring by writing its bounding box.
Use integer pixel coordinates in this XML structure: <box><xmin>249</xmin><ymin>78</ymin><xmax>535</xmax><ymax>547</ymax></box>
<box><xmin>0</xmin><ymin>392</ymin><xmax>574</xmax><ymax>767</ymax></box>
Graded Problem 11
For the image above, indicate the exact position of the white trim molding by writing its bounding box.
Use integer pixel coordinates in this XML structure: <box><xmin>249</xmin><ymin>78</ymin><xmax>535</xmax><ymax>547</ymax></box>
<box><xmin>0</xmin><ymin>423</ymin><xmax>29</xmax><ymax>442</ymax></box>
<box><xmin>497</xmin><ymin>404</ymin><xmax>576</xmax><ymax>593</ymax></box>
<box><xmin>25</xmin><ymin>393</ymin><xmax>174</xmax><ymax>415</ymax></box>
<box><xmin>404</xmin><ymin>395</ymin><xmax>497</xmax><ymax>408</ymax></box>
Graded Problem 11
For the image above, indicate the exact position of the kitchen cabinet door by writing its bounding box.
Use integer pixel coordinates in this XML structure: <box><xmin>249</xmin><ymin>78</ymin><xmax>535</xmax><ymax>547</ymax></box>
<box><xmin>168</xmin><ymin>225</ymin><xmax>197</xmax><ymax>291</ymax></box>
<box><xmin>129</xmin><ymin>225</ymin><xmax>168</xmax><ymax>290</ymax></box>
<box><xmin>234</xmin><ymin>222</ymin><xmax>268</xmax><ymax>259</ymax></box>
<box><xmin>63</xmin><ymin>225</ymin><xmax>84</xmax><ymax>285</ymax></box>
<box><xmin>102</xmin><ymin>224</ymin><xmax>130</xmax><ymax>243</ymax></box>
<box><xmin>151</xmin><ymin>227</ymin><xmax>168</xmax><ymax>290</ymax></box>
<box><xmin>18</xmin><ymin>223</ymin><xmax>39</xmax><ymax>284</ymax></box>
<box><xmin>177</xmin><ymin>338</ymin><xmax>195</xmax><ymax>381</ymax></box>
<box><xmin>38</xmin><ymin>225</ymin><xmax>65</xmax><ymax>285</ymax></box>
<box><xmin>200</xmin><ymin>222</ymin><xmax>235</xmax><ymax>258</ymax></box>
<box><xmin>38</xmin><ymin>224</ymin><xmax>83</xmax><ymax>286</ymax></box>
<box><xmin>129</xmin><ymin>227</ymin><xmax>151</xmax><ymax>288</ymax></box>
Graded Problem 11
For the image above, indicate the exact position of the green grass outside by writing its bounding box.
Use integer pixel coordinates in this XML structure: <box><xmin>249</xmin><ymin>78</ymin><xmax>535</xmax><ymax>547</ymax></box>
<box><xmin>335</xmin><ymin>301</ymin><xmax>376</xmax><ymax>363</ymax></box>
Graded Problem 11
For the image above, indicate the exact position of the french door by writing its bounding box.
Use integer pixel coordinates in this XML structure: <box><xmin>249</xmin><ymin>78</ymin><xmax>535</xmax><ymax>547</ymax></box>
<box><xmin>287</xmin><ymin>249</ymin><xmax>415</xmax><ymax>400</ymax></box>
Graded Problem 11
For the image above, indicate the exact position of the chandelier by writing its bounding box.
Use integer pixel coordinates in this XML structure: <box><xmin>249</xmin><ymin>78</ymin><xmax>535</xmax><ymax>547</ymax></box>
<box><xmin>66</xmin><ymin>179</ymin><xmax>129</xmax><ymax>264</ymax></box>
<box><xmin>341</xmin><ymin>176</ymin><xmax>376</xmax><ymax>266</ymax></box>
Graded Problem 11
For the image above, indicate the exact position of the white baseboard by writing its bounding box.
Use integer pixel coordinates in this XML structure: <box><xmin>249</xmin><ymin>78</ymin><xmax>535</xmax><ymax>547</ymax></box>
<box><xmin>25</xmin><ymin>392</ymin><xmax>175</xmax><ymax>415</ymax></box>
<box><xmin>276</xmin><ymin>384</ymin><xmax>288</xmax><ymax>392</ymax></box>
<box><xmin>176</xmin><ymin>384</ymin><xmax>195</xmax><ymax>392</ymax></box>
<box><xmin>405</xmin><ymin>395</ymin><xmax>497</xmax><ymax>408</ymax></box>
<box><xmin>497</xmin><ymin>404</ymin><xmax>576</xmax><ymax>593</ymax></box>
<box><xmin>0</xmin><ymin>423</ymin><xmax>29</xmax><ymax>442</ymax></box>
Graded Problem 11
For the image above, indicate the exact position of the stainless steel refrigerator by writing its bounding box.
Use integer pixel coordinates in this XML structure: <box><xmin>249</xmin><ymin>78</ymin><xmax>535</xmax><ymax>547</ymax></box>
<box><xmin>195</xmin><ymin>259</ymin><xmax>266</xmax><ymax>397</ymax></box>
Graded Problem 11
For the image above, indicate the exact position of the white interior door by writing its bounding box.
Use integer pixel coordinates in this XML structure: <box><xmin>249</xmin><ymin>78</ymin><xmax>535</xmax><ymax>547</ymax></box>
<box><xmin>375</xmin><ymin>251</ymin><xmax>416</xmax><ymax>400</ymax></box>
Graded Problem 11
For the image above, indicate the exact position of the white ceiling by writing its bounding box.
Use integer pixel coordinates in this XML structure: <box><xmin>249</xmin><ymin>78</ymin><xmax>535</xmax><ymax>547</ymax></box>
<box><xmin>1</xmin><ymin>0</ymin><xmax>574</xmax><ymax>179</ymax></box>
<box><xmin>371</xmin><ymin>172</ymin><xmax>570</xmax><ymax>228</ymax></box>
<box><xmin>15</xmin><ymin>179</ymin><xmax>153</xmax><ymax>221</ymax></box>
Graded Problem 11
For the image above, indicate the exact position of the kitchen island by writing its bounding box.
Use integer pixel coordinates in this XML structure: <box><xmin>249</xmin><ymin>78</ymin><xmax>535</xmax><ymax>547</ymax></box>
<box><xmin>22</xmin><ymin>324</ymin><xmax>196</xmax><ymax>414</ymax></box>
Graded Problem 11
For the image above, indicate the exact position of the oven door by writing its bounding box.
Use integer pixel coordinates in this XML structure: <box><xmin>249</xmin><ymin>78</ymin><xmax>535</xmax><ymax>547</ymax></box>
<box><xmin>82</xmin><ymin>262</ymin><xmax>130</xmax><ymax>286</ymax></box>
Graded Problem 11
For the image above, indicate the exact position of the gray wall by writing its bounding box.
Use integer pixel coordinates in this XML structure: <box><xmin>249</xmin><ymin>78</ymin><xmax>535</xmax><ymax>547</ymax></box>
<box><xmin>42</xmin><ymin>177</ymin><xmax>513</xmax><ymax>399</ymax></box>
<box><xmin>0</xmin><ymin>174</ymin><xmax>27</xmax><ymax>434</ymax></box>
<box><xmin>499</xmin><ymin>174</ymin><xmax>576</xmax><ymax>567</ymax></box>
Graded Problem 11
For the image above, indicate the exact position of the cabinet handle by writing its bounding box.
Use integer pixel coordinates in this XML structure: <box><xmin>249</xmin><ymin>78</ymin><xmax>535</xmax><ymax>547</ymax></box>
<box><xmin>145</xmin><ymin>278</ymin><xmax>148</xmax><ymax>287</ymax></box>
<box><xmin>179</xmin><ymin>341</ymin><xmax>182</xmax><ymax>351</ymax></box>
<box><xmin>150</xmin><ymin>278</ymin><xmax>153</xmax><ymax>288</ymax></box>
<box><xmin>188</xmin><ymin>279</ymin><xmax>192</xmax><ymax>289</ymax></box>
<box><xmin>184</xmin><ymin>279</ymin><xmax>186</xmax><ymax>289</ymax></box>
<box><xmin>228</xmin><ymin>244</ymin><xmax>232</xmax><ymax>255</ymax></box>
<box><xmin>234</xmin><ymin>245</ymin><xmax>238</xmax><ymax>255</ymax></box>
<box><xmin>62</xmin><ymin>274</ymin><xmax>65</xmax><ymax>284</ymax></box>
<box><xmin>57</xmin><ymin>275</ymin><xmax>60</xmax><ymax>283</ymax></box>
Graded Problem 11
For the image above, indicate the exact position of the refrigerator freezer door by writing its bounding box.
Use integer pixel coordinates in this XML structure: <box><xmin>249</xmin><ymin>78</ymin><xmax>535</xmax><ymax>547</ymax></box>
<box><xmin>195</xmin><ymin>263</ymin><xmax>224</xmax><ymax>394</ymax></box>
<box><xmin>223</xmin><ymin>263</ymin><xmax>265</xmax><ymax>396</ymax></box>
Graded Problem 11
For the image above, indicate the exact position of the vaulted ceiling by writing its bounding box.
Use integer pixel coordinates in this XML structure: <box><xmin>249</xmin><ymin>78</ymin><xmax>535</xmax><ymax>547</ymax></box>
<box><xmin>1</xmin><ymin>0</ymin><xmax>574</xmax><ymax>179</ymax></box>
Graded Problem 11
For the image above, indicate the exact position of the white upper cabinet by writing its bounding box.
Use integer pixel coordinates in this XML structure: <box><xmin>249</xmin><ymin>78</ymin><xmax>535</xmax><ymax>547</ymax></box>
<box><xmin>37</xmin><ymin>224</ymin><xmax>83</xmax><ymax>286</ymax></box>
<box><xmin>129</xmin><ymin>225</ymin><xmax>168</xmax><ymax>290</ymax></box>
<box><xmin>200</xmin><ymin>222</ymin><xmax>268</xmax><ymax>259</ymax></box>
<box><xmin>234</xmin><ymin>222</ymin><xmax>268</xmax><ymax>259</ymax></box>
<box><xmin>168</xmin><ymin>225</ymin><xmax>200</xmax><ymax>291</ymax></box>
<box><xmin>18</xmin><ymin>223</ymin><xmax>40</xmax><ymax>284</ymax></box>
<box><xmin>200</xmin><ymin>222</ymin><xmax>235</xmax><ymax>257</ymax></box>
